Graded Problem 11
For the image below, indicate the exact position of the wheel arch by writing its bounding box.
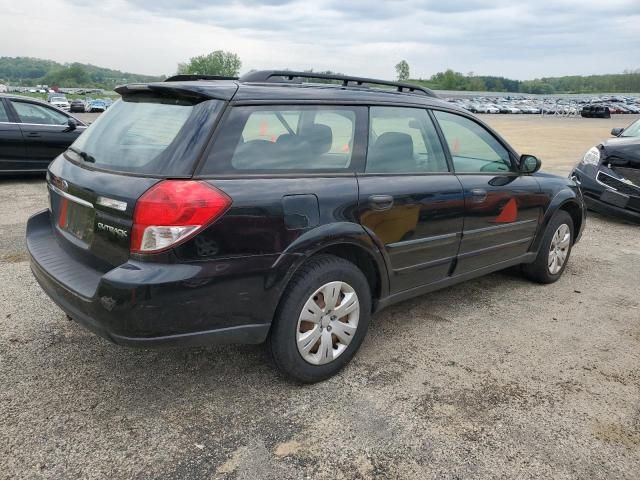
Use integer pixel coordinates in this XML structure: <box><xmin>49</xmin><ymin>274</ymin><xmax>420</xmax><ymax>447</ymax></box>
<box><xmin>274</xmin><ymin>223</ymin><xmax>390</xmax><ymax>316</ymax></box>
<box><xmin>530</xmin><ymin>189</ymin><xmax>584</xmax><ymax>253</ymax></box>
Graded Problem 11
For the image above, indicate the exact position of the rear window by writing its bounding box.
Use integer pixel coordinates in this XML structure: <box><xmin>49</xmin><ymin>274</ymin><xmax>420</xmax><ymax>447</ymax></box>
<box><xmin>201</xmin><ymin>105</ymin><xmax>363</xmax><ymax>174</ymax></box>
<box><xmin>68</xmin><ymin>94</ymin><xmax>223</xmax><ymax>176</ymax></box>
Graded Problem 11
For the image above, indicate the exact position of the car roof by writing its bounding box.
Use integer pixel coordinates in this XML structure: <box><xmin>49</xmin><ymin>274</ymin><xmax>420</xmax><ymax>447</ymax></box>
<box><xmin>0</xmin><ymin>93</ymin><xmax>56</xmax><ymax>106</ymax></box>
<box><xmin>116</xmin><ymin>79</ymin><xmax>464</xmax><ymax>112</ymax></box>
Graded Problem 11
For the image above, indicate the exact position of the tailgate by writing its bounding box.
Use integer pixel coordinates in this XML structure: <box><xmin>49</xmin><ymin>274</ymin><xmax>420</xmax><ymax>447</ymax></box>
<box><xmin>47</xmin><ymin>158</ymin><xmax>160</xmax><ymax>269</ymax></box>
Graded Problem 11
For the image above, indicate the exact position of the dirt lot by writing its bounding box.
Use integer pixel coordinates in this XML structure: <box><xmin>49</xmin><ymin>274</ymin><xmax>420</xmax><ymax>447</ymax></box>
<box><xmin>1</xmin><ymin>114</ymin><xmax>639</xmax><ymax>479</ymax></box>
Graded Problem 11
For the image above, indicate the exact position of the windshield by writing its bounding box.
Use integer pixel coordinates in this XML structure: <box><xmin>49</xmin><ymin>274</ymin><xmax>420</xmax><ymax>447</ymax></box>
<box><xmin>621</xmin><ymin>119</ymin><xmax>640</xmax><ymax>137</ymax></box>
<box><xmin>68</xmin><ymin>94</ymin><xmax>223</xmax><ymax>176</ymax></box>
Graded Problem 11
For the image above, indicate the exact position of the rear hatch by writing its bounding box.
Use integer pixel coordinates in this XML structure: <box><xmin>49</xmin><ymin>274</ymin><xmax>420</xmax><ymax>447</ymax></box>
<box><xmin>46</xmin><ymin>87</ymin><xmax>228</xmax><ymax>270</ymax></box>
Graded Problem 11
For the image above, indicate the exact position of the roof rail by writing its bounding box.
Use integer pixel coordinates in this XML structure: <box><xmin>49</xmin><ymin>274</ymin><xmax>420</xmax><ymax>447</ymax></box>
<box><xmin>238</xmin><ymin>70</ymin><xmax>436</xmax><ymax>97</ymax></box>
<box><xmin>165</xmin><ymin>74</ymin><xmax>239</xmax><ymax>82</ymax></box>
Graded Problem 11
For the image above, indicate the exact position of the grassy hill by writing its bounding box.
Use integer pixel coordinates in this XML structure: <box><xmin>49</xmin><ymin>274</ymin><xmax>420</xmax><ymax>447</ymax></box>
<box><xmin>0</xmin><ymin>57</ymin><xmax>164</xmax><ymax>88</ymax></box>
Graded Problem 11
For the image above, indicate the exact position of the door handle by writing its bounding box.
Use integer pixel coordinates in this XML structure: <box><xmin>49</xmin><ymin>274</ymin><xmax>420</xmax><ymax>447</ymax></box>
<box><xmin>26</xmin><ymin>132</ymin><xmax>41</xmax><ymax>138</ymax></box>
<box><xmin>469</xmin><ymin>188</ymin><xmax>488</xmax><ymax>203</ymax></box>
<box><xmin>368</xmin><ymin>195</ymin><xmax>394</xmax><ymax>211</ymax></box>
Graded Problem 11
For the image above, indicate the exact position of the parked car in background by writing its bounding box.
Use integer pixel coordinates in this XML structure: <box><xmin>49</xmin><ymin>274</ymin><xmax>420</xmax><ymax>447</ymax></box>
<box><xmin>87</xmin><ymin>99</ymin><xmax>107</xmax><ymax>112</ymax></box>
<box><xmin>571</xmin><ymin>135</ymin><xmax>640</xmax><ymax>223</ymax></box>
<box><xmin>500</xmin><ymin>105</ymin><xmax>521</xmax><ymax>114</ymax></box>
<box><xmin>50</xmin><ymin>97</ymin><xmax>70</xmax><ymax>111</ymax></box>
<box><xmin>103</xmin><ymin>98</ymin><xmax>113</xmax><ymax>109</ymax></box>
<box><xmin>47</xmin><ymin>93</ymin><xmax>65</xmax><ymax>103</ymax></box>
<box><xmin>69</xmin><ymin>99</ymin><xmax>87</xmax><ymax>113</ymax></box>
<box><xmin>0</xmin><ymin>94</ymin><xmax>86</xmax><ymax>174</ymax></box>
<box><xmin>25</xmin><ymin>71</ymin><xmax>585</xmax><ymax>382</ymax></box>
<box><xmin>581</xmin><ymin>105</ymin><xmax>611</xmax><ymax>118</ymax></box>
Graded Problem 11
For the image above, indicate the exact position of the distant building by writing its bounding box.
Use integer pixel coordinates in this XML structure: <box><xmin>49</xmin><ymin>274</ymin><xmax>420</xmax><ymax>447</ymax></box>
<box><xmin>0</xmin><ymin>84</ymin><xmax>7</xmax><ymax>93</ymax></box>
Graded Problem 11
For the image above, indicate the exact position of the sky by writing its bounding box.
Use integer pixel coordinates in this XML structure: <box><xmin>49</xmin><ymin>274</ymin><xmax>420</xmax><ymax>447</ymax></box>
<box><xmin>1</xmin><ymin>0</ymin><xmax>639</xmax><ymax>80</ymax></box>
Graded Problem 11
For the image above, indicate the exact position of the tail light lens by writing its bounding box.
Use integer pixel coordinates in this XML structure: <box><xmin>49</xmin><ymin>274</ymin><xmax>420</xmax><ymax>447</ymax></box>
<box><xmin>131</xmin><ymin>180</ymin><xmax>231</xmax><ymax>253</ymax></box>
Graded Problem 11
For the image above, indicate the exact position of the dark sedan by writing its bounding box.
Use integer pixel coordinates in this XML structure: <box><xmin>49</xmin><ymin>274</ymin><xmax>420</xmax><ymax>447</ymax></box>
<box><xmin>0</xmin><ymin>94</ymin><xmax>86</xmax><ymax>174</ymax></box>
<box><xmin>69</xmin><ymin>99</ymin><xmax>86</xmax><ymax>113</ymax></box>
<box><xmin>571</xmin><ymin>128</ymin><xmax>640</xmax><ymax>223</ymax></box>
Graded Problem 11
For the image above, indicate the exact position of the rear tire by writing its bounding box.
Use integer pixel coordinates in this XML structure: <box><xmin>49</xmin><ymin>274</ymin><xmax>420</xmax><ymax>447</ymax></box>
<box><xmin>522</xmin><ymin>210</ymin><xmax>574</xmax><ymax>284</ymax></box>
<box><xmin>269</xmin><ymin>254</ymin><xmax>371</xmax><ymax>383</ymax></box>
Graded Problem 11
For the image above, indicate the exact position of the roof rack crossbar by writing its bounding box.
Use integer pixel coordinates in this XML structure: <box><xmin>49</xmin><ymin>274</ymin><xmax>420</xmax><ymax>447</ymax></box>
<box><xmin>238</xmin><ymin>70</ymin><xmax>436</xmax><ymax>97</ymax></box>
<box><xmin>165</xmin><ymin>74</ymin><xmax>239</xmax><ymax>82</ymax></box>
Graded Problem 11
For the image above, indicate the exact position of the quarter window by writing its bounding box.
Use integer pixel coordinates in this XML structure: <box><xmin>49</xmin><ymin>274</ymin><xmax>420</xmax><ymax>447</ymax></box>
<box><xmin>202</xmin><ymin>106</ymin><xmax>359</xmax><ymax>173</ymax></box>
<box><xmin>433</xmin><ymin>111</ymin><xmax>512</xmax><ymax>173</ymax></box>
<box><xmin>366</xmin><ymin>107</ymin><xmax>448</xmax><ymax>173</ymax></box>
<box><xmin>10</xmin><ymin>101</ymin><xmax>69</xmax><ymax>125</ymax></box>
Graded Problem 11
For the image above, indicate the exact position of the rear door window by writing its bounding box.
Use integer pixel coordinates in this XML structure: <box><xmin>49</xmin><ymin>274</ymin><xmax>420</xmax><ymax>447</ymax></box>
<box><xmin>201</xmin><ymin>105</ymin><xmax>363</xmax><ymax>174</ymax></box>
<box><xmin>68</xmin><ymin>94</ymin><xmax>223</xmax><ymax>176</ymax></box>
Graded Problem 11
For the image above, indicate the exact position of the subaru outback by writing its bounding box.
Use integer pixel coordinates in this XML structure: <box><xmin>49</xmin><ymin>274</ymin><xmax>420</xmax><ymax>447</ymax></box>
<box><xmin>26</xmin><ymin>71</ymin><xmax>586</xmax><ymax>382</ymax></box>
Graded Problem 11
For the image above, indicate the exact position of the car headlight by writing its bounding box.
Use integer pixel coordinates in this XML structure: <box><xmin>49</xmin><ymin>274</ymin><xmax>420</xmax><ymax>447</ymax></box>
<box><xmin>581</xmin><ymin>146</ymin><xmax>600</xmax><ymax>166</ymax></box>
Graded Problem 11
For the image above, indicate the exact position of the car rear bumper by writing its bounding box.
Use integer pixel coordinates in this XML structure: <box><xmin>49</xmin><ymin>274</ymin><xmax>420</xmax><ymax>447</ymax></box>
<box><xmin>27</xmin><ymin>209</ymin><xmax>281</xmax><ymax>346</ymax></box>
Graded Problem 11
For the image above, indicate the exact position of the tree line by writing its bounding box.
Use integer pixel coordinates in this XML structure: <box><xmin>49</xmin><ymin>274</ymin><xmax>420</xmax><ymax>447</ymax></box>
<box><xmin>409</xmin><ymin>68</ymin><xmax>640</xmax><ymax>94</ymax></box>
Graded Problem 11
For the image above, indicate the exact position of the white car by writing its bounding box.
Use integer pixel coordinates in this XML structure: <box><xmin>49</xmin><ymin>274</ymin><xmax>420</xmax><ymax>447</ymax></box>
<box><xmin>485</xmin><ymin>104</ymin><xmax>500</xmax><ymax>114</ymax></box>
<box><xmin>520</xmin><ymin>106</ymin><xmax>541</xmax><ymax>114</ymax></box>
<box><xmin>502</xmin><ymin>106</ymin><xmax>522</xmax><ymax>114</ymax></box>
<box><xmin>50</xmin><ymin>98</ymin><xmax>71</xmax><ymax>111</ymax></box>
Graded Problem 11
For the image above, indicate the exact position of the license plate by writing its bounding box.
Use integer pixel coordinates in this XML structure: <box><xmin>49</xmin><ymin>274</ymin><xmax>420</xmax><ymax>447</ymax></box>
<box><xmin>59</xmin><ymin>199</ymin><xmax>95</xmax><ymax>242</ymax></box>
<box><xmin>600</xmin><ymin>189</ymin><xmax>629</xmax><ymax>209</ymax></box>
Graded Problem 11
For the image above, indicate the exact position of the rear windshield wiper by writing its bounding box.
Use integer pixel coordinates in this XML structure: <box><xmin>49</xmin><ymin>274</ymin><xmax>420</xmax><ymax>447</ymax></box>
<box><xmin>68</xmin><ymin>147</ymin><xmax>96</xmax><ymax>163</ymax></box>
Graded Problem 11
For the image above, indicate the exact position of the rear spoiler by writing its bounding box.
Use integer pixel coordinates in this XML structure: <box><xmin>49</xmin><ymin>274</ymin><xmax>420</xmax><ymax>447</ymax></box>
<box><xmin>114</xmin><ymin>82</ymin><xmax>238</xmax><ymax>101</ymax></box>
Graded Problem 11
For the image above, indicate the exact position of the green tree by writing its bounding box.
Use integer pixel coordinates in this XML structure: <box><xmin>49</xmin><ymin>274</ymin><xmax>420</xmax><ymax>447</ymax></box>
<box><xmin>177</xmin><ymin>50</ymin><xmax>242</xmax><ymax>77</ymax></box>
<box><xmin>395</xmin><ymin>60</ymin><xmax>410</xmax><ymax>81</ymax></box>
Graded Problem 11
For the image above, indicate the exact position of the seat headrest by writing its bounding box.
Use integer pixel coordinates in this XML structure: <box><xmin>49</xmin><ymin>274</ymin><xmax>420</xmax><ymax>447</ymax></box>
<box><xmin>302</xmin><ymin>124</ymin><xmax>333</xmax><ymax>155</ymax></box>
<box><xmin>367</xmin><ymin>132</ymin><xmax>415</xmax><ymax>172</ymax></box>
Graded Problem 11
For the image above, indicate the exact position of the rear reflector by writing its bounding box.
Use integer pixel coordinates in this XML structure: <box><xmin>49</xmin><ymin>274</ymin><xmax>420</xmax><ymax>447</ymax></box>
<box><xmin>131</xmin><ymin>180</ymin><xmax>231</xmax><ymax>253</ymax></box>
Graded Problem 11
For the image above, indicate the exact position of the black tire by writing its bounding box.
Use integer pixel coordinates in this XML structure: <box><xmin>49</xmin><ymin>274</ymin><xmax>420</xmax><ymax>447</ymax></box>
<box><xmin>522</xmin><ymin>210</ymin><xmax>574</xmax><ymax>284</ymax></box>
<box><xmin>269</xmin><ymin>254</ymin><xmax>371</xmax><ymax>383</ymax></box>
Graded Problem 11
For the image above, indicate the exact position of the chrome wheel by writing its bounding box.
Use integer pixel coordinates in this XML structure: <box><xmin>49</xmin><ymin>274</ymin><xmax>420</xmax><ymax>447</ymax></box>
<box><xmin>296</xmin><ymin>281</ymin><xmax>360</xmax><ymax>365</ymax></box>
<box><xmin>548</xmin><ymin>223</ymin><xmax>571</xmax><ymax>274</ymax></box>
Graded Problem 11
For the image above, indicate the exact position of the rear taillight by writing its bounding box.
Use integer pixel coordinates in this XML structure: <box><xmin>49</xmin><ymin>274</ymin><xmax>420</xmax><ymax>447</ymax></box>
<box><xmin>131</xmin><ymin>180</ymin><xmax>231</xmax><ymax>254</ymax></box>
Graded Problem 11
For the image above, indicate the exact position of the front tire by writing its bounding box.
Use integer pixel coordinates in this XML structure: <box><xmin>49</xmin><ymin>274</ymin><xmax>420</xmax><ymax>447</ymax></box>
<box><xmin>522</xmin><ymin>210</ymin><xmax>574</xmax><ymax>284</ymax></box>
<box><xmin>269</xmin><ymin>255</ymin><xmax>371</xmax><ymax>383</ymax></box>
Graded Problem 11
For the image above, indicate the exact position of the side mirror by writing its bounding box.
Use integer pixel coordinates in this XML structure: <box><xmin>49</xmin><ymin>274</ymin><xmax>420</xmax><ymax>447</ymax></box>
<box><xmin>520</xmin><ymin>154</ymin><xmax>541</xmax><ymax>174</ymax></box>
<box><xmin>63</xmin><ymin>117</ymin><xmax>77</xmax><ymax>133</ymax></box>
<box><xmin>611</xmin><ymin>127</ymin><xmax>624</xmax><ymax>137</ymax></box>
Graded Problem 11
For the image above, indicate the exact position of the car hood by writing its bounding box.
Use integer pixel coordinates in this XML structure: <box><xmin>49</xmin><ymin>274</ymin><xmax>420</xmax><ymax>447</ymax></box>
<box><xmin>601</xmin><ymin>137</ymin><xmax>640</xmax><ymax>167</ymax></box>
<box><xmin>602</xmin><ymin>136</ymin><xmax>640</xmax><ymax>147</ymax></box>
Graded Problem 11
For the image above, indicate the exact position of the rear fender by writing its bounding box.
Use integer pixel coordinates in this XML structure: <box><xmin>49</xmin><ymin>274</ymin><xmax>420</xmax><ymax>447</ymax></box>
<box><xmin>273</xmin><ymin>221</ymin><xmax>391</xmax><ymax>302</ymax></box>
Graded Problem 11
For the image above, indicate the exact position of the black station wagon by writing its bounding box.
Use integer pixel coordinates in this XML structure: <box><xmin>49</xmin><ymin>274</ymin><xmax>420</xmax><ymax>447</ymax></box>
<box><xmin>26</xmin><ymin>71</ymin><xmax>586</xmax><ymax>382</ymax></box>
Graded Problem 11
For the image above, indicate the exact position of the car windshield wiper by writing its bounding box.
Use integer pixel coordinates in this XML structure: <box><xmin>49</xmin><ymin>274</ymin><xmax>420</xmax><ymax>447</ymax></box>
<box><xmin>68</xmin><ymin>147</ymin><xmax>96</xmax><ymax>163</ymax></box>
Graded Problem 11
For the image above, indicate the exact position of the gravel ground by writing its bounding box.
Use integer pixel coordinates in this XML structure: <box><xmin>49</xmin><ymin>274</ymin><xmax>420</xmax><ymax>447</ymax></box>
<box><xmin>1</xmin><ymin>115</ymin><xmax>639</xmax><ymax>479</ymax></box>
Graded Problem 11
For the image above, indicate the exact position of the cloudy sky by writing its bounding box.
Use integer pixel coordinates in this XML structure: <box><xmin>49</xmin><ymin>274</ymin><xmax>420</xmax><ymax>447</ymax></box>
<box><xmin>2</xmin><ymin>0</ymin><xmax>639</xmax><ymax>79</ymax></box>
